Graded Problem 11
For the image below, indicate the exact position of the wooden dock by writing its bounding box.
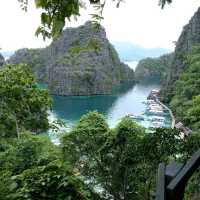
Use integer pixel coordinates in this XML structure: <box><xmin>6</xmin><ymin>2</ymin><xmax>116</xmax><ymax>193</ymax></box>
<box><xmin>148</xmin><ymin>89</ymin><xmax>192</xmax><ymax>135</ymax></box>
<box><xmin>155</xmin><ymin>98</ymin><xmax>175</xmax><ymax>129</ymax></box>
<box><xmin>148</xmin><ymin>90</ymin><xmax>175</xmax><ymax>129</ymax></box>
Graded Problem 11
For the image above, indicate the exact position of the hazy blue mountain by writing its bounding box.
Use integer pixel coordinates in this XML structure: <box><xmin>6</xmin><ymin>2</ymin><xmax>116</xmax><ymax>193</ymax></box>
<box><xmin>112</xmin><ymin>41</ymin><xmax>171</xmax><ymax>61</ymax></box>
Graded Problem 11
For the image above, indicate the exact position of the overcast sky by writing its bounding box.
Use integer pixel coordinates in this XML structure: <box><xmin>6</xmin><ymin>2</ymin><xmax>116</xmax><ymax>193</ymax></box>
<box><xmin>0</xmin><ymin>0</ymin><xmax>200</xmax><ymax>51</ymax></box>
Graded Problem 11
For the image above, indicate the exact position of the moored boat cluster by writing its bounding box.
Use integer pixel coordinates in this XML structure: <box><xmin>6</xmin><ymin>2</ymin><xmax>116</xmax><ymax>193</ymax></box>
<box><xmin>127</xmin><ymin>89</ymin><xmax>171</xmax><ymax>129</ymax></box>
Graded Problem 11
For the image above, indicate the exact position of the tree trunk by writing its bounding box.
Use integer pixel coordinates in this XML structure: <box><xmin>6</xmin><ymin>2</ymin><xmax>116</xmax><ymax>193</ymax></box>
<box><xmin>15</xmin><ymin>116</ymin><xmax>20</xmax><ymax>139</ymax></box>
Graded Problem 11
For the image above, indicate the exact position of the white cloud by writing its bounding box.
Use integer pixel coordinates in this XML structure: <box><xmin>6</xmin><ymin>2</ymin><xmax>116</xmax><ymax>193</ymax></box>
<box><xmin>0</xmin><ymin>0</ymin><xmax>199</xmax><ymax>51</ymax></box>
<box><xmin>102</xmin><ymin>0</ymin><xmax>200</xmax><ymax>50</ymax></box>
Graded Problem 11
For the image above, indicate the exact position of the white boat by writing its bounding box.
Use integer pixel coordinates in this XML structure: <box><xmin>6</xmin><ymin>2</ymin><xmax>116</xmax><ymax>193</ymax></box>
<box><xmin>128</xmin><ymin>114</ymin><xmax>144</xmax><ymax>120</ymax></box>
<box><xmin>148</xmin><ymin>109</ymin><xmax>165</xmax><ymax>116</ymax></box>
<box><xmin>151</xmin><ymin>89</ymin><xmax>160</xmax><ymax>95</ymax></box>
<box><xmin>152</xmin><ymin>121</ymin><xmax>164</xmax><ymax>126</ymax></box>
<box><xmin>149</xmin><ymin>103</ymin><xmax>160</xmax><ymax>106</ymax></box>
<box><xmin>150</xmin><ymin>116</ymin><xmax>165</xmax><ymax>122</ymax></box>
<box><xmin>150</xmin><ymin>121</ymin><xmax>164</xmax><ymax>129</ymax></box>
<box><xmin>149</xmin><ymin>125</ymin><xmax>161</xmax><ymax>129</ymax></box>
<box><xmin>147</xmin><ymin>100</ymin><xmax>156</xmax><ymax>104</ymax></box>
<box><xmin>148</xmin><ymin>105</ymin><xmax>163</xmax><ymax>111</ymax></box>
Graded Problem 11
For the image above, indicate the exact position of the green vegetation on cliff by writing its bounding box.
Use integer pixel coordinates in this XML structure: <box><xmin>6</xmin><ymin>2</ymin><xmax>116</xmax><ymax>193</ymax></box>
<box><xmin>69</xmin><ymin>38</ymin><xmax>101</xmax><ymax>55</ymax></box>
<box><xmin>135</xmin><ymin>53</ymin><xmax>173</xmax><ymax>82</ymax></box>
<box><xmin>162</xmin><ymin>7</ymin><xmax>200</xmax><ymax>102</ymax></box>
<box><xmin>170</xmin><ymin>45</ymin><xmax>200</xmax><ymax>131</ymax></box>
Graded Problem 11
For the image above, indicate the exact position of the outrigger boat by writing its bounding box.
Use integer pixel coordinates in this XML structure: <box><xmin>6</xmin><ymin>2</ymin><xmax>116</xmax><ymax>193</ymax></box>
<box><xmin>149</xmin><ymin>116</ymin><xmax>165</xmax><ymax>122</ymax></box>
<box><xmin>127</xmin><ymin>113</ymin><xmax>144</xmax><ymax>120</ymax></box>
<box><xmin>151</xmin><ymin>89</ymin><xmax>160</xmax><ymax>95</ymax></box>
<box><xmin>147</xmin><ymin>109</ymin><xmax>165</xmax><ymax>116</ymax></box>
<box><xmin>142</xmin><ymin>100</ymin><xmax>156</xmax><ymax>105</ymax></box>
<box><xmin>149</xmin><ymin>121</ymin><xmax>164</xmax><ymax>129</ymax></box>
<box><xmin>148</xmin><ymin>105</ymin><xmax>163</xmax><ymax>111</ymax></box>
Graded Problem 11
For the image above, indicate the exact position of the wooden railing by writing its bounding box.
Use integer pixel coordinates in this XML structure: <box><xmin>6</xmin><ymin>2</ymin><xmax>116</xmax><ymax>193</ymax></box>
<box><xmin>156</xmin><ymin>149</ymin><xmax>200</xmax><ymax>200</ymax></box>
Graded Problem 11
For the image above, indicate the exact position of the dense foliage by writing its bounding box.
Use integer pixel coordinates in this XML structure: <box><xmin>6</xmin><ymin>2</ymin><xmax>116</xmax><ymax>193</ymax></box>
<box><xmin>61</xmin><ymin>111</ymin><xmax>199</xmax><ymax>200</ymax></box>
<box><xmin>158</xmin><ymin>45</ymin><xmax>200</xmax><ymax>199</ymax></box>
<box><xmin>0</xmin><ymin>64</ymin><xmax>51</xmax><ymax>138</ymax></box>
<box><xmin>135</xmin><ymin>53</ymin><xmax>173</xmax><ymax>81</ymax></box>
<box><xmin>170</xmin><ymin>45</ymin><xmax>200</xmax><ymax>131</ymax></box>
<box><xmin>0</xmin><ymin>60</ymin><xmax>199</xmax><ymax>199</ymax></box>
<box><xmin>0</xmin><ymin>66</ymin><xmax>101</xmax><ymax>199</ymax></box>
<box><xmin>0</xmin><ymin>1</ymin><xmax>198</xmax><ymax>199</ymax></box>
<box><xmin>0</xmin><ymin>133</ymin><xmax>99</xmax><ymax>200</ymax></box>
<box><xmin>0</xmin><ymin>104</ymin><xmax>200</xmax><ymax>200</ymax></box>
<box><xmin>10</xmin><ymin>160</ymin><xmax>98</xmax><ymax>200</ymax></box>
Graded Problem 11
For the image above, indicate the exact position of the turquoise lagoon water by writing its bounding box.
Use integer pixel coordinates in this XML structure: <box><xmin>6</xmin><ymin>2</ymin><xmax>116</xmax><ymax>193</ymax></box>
<box><xmin>49</xmin><ymin>77</ymin><xmax>170</xmax><ymax>129</ymax></box>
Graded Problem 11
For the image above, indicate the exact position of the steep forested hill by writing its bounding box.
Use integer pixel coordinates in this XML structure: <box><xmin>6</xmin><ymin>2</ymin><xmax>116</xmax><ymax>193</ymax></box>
<box><xmin>170</xmin><ymin>46</ymin><xmax>200</xmax><ymax>131</ymax></box>
<box><xmin>162</xmin><ymin>7</ymin><xmax>200</xmax><ymax>101</ymax></box>
<box><xmin>135</xmin><ymin>53</ymin><xmax>173</xmax><ymax>81</ymax></box>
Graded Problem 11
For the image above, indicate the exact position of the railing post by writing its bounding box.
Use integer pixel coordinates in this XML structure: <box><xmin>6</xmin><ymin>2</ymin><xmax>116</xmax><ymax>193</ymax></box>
<box><xmin>156</xmin><ymin>163</ymin><xmax>166</xmax><ymax>200</ymax></box>
<box><xmin>156</xmin><ymin>149</ymin><xmax>200</xmax><ymax>200</ymax></box>
<box><xmin>167</xmin><ymin>149</ymin><xmax>200</xmax><ymax>199</ymax></box>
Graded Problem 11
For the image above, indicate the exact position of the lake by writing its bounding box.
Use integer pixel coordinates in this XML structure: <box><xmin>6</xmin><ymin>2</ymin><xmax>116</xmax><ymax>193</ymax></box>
<box><xmin>50</xmin><ymin>77</ymin><xmax>161</xmax><ymax>129</ymax></box>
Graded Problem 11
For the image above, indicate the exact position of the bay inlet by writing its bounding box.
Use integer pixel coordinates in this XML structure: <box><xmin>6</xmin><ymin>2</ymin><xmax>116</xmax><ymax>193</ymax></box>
<box><xmin>51</xmin><ymin>77</ymin><xmax>162</xmax><ymax>128</ymax></box>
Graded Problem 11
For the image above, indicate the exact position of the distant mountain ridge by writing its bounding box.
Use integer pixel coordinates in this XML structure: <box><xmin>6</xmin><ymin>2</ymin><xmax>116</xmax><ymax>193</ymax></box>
<box><xmin>112</xmin><ymin>41</ymin><xmax>171</xmax><ymax>61</ymax></box>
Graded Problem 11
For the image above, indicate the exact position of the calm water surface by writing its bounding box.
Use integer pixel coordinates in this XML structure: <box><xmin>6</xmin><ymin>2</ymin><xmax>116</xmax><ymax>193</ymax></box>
<box><xmin>51</xmin><ymin>77</ymin><xmax>161</xmax><ymax>128</ymax></box>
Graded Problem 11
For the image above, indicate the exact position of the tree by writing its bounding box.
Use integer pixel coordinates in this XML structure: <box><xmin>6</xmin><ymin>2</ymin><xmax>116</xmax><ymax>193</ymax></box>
<box><xmin>185</xmin><ymin>96</ymin><xmax>200</xmax><ymax>130</ymax></box>
<box><xmin>0</xmin><ymin>133</ymin><xmax>59</xmax><ymax>199</ymax></box>
<box><xmin>97</xmin><ymin>117</ymin><xmax>146</xmax><ymax>200</ymax></box>
<box><xmin>61</xmin><ymin>113</ymin><xmax>150</xmax><ymax>200</ymax></box>
<box><xmin>61</xmin><ymin>111</ymin><xmax>109</xmax><ymax>168</ymax></box>
<box><xmin>0</xmin><ymin>133</ymin><xmax>99</xmax><ymax>200</ymax></box>
<box><xmin>8</xmin><ymin>160</ymin><xmax>99</xmax><ymax>200</ymax></box>
<box><xmin>0</xmin><ymin>132</ymin><xmax>61</xmax><ymax>174</ymax></box>
<box><xmin>62</xmin><ymin>113</ymin><xmax>191</xmax><ymax>200</ymax></box>
<box><xmin>0</xmin><ymin>64</ymin><xmax>51</xmax><ymax>138</ymax></box>
<box><xmin>142</xmin><ymin>128</ymin><xmax>183</xmax><ymax>164</ymax></box>
<box><xmin>136</xmin><ymin>128</ymin><xmax>183</xmax><ymax>199</ymax></box>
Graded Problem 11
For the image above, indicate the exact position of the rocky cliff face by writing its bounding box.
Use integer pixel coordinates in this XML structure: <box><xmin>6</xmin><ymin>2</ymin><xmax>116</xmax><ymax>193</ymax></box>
<box><xmin>163</xmin><ymin>7</ymin><xmax>200</xmax><ymax>98</ymax></box>
<box><xmin>135</xmin><ymin>53</ymin><xmax>173</xmax><ymax>81</ymax></box>
<box><xmin>8</xmin><ymin>22</ymin><xmax>134</xmax><ymax>96</ymax></box>
<box><xmin>0</xmin><ymin>54</ymin><xmax>5</xmax><ymax>66</ymax></box>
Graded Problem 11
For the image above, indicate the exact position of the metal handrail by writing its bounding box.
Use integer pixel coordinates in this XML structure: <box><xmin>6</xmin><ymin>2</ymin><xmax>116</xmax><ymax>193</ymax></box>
<box><xmin>156</xmin><ymin>149</ymin><xmax>200</xmax><ymax>200</ymax></box>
